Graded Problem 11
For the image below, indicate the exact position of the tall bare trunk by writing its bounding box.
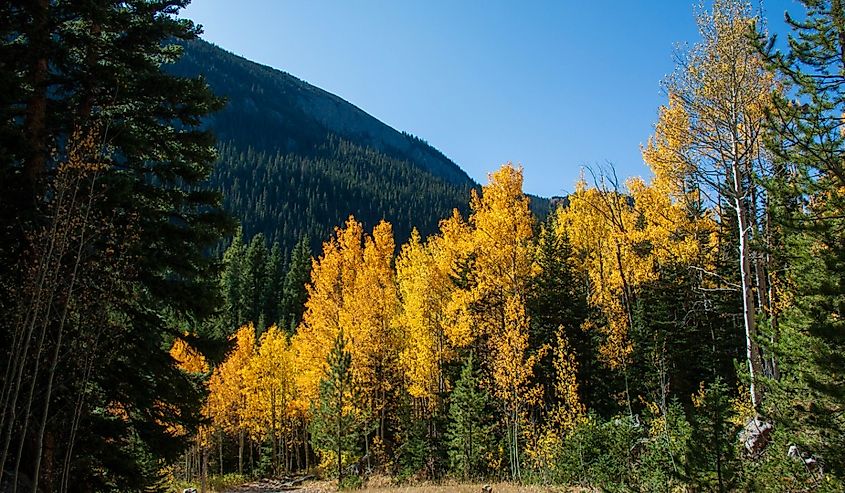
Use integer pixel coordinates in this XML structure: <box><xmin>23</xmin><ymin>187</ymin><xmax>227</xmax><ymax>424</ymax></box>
<box><xmin>732</xmin><ymin>163</ymin><xmax>763</xmax><ymax>411</ymax></box>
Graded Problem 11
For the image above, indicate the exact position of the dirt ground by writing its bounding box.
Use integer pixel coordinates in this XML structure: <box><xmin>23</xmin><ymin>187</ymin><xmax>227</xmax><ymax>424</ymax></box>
<box><xmin>223</xmin><ymin>476</ymin><xmax>577</xmax><ymax>493</ymax></box>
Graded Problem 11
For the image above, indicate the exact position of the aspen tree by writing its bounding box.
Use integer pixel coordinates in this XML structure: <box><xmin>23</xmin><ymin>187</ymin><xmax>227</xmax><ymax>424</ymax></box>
<box><xmin>660</xmin><ymin>0</ymin><xmax>778</xmax><ymax>410</ymax></box>
<box><xmin>206</xmin><ymin>324</ymin><xmax>255</xmax><ymax>474</ymax></box>
<box><xmin>242</xmin><ymin>325</ymin><xmax>296</xmax><ymax>474</ymax></box>
<box><xmin>453</xmin><ymin>164</ymin><xmax>539</xmax><ymax>480</ymax></box>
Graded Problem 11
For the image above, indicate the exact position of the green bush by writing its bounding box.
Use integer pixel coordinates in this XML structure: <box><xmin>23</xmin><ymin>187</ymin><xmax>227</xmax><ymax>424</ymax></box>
<box><xmin>339</xmin><ymin>473</ymin><xmax>363</xmax><ymax>490</ymax></box>
<box><xmin>552</xmin><ymin>414</ymin><xmax>643</xmax><ymax>491</ymax></box>
<box><xmin>545</xmin><ymin>403</ymin><xmax>695</xmax><ymax>492</ymax></box>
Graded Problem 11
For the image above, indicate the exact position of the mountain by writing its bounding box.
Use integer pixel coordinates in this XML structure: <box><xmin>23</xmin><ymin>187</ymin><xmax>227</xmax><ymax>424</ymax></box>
<box><xmin>168</xmin><ymin>39</ymin><xmax>547</xmax><ymax>255</ymax></box>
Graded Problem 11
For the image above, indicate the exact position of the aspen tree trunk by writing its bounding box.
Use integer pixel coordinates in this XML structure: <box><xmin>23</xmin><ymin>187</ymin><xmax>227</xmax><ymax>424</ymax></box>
<box><xmin>14</xmin><ymin>166</ymin><xmax>87</xmax><ymax>491</ymax></box>
<box><xmin>32</xmin><ymin>172</ymin><xmax>98</xmax><ymax>493</ymax></box>
<box><xmin>732</xmin><ymin>161</ymin><xmax>763</xmax><ymax>410</ymax></box>
<box><xmin>304</xmin><ymin>421</ymin><xmax>310</xmax><ymax>471</ymax></box>
<box><xmin>238</xmin><ymin>429</ymin><xmax>244</xmax><ymax>474</ymax></box>
<box><xmin>271</xmin><ymin>391</ymin><xmax>278</xmax><ymax>474</ymax></box>
<box><xmin>59</xmin><ymin>320</ymin><xmax>99</xmax><ymax>493</ymax></box>
<box><xmin>201</xmin><ymin>447</ymin><xmax>208</xmax><ymax>493</ymax></box>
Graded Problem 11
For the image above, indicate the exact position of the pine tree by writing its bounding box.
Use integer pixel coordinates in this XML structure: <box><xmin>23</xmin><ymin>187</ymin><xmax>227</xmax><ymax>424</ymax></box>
<box><xmin>446</xmin><ymin>354</ymin><xmax>492</xmax><ymax>480</ymax></box>
<box><xmin>309</xmin><ymin>330</ymin><xmax>364</xmax><ymax>485</ymax></box>
<box><xmin>263</xmin><ymin>242</ymin><xmax>284</xmax><ymax>327</ymax></box>
<box><xmin>758</xmin><ymin>0</ymin><xmax>845</xmax><ymax>476</ymax></box>
<box><xmin>221</xmin><ymin>228</ymin><xmax>247</xmax><ymax>332</ymax></box>
<box><xmin>0</xmin><ymin>1</ymin><xmax>230</xmax><ymax>489</ymax></box>
<box><xmin>280</xmin><ymin>236</ymin><xmax>311</xmax><ymax>334</ymax></box>
<box><xmin>241</xmin><ymin>233</ymin><xmax>269</xmax><ymax>331</ymax></box>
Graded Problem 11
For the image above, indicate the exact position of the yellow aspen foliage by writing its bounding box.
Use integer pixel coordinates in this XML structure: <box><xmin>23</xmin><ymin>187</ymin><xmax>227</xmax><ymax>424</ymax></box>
<box><xmin>461</xmin><ymin>166</ymin><xmax>539</xmax><ymax>399</ymax></box>
<box><xmin>291</xmin><ymin>217</ymin><xmax>400</xmax><ymax>426</ymax></box>
<box><xmin>455</xmin><ymin>163</ymin><xmax>539</xmax><ymax>479</ymax></box>
<box><xmin>641</xmin><ymin>93</ymin><xmax>695</xmax><ymax>199</ymax></box>
<box><xmin>557</xmin><ymin>180</ymin><xmax>636</xmax><ymax>369</ymax></box>
<box><xmin>205</xmin><ymin>324</ymin><xmax>255</xmax><ymax>435</ymax></box>
<box><xmin>468</xmin><ymin>164</ymin><xmax>535</xmax><ymax>300</ymax></box>
<box><xmin>558</xmin><ymin>162</ymin><xmax>711</xmax><ymax>371</ymax></box>
<box><xmin>492</xmin><ymin>296</ymin><xmax>544</xmax><ymax>409</ymax></box>
<box><xmin>558</xmin><ymin>160</ymin><xmax>715</xmax><ymax>413</ymax></box>
<box><xmin>548</xmin><ymin>327</ymin><xmax>585</xmax><ymax>432</ymax></box>
<box><xmin>438</xmin><ymin>210</ymin><xmax>476</xmax><ymax>348</ymax></box>
<box><xmin>291</xmin><ymin>217</ymin><xmax>360</xmax><ymax>407</ymax></box>
<box><xmin>350</xmin><ymin>220</ymin><xmax>401</xmax><ymax>429</ymax></box>
<box><xmin>241</xmin><ymin>325</ymin><xmax>297</xmax><ymax>442</ymax></box>
<box><xmin>396</xmin><ymin>207</ymin><xmax>478</xmax><ymax>411</ymax></box>
<box><xmin>654</xmin><ymin>0</ymin><xmax>777</xmax><ymax>410</ymax></box>
<box><xmin>396</xmin><ymin>229</ymin><xmax>455</xmax><ymax>406</ymax></box>
<box><xmin>169</xmin><ymin>337</ymin><xmax>209</xmax><ymax>374</ymax></box>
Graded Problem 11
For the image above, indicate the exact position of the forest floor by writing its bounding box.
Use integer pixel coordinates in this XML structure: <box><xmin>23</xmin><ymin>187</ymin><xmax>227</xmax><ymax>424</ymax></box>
<box><xmin>222</xmin><ymin>476</ymin><xmax>581</xmax><ymax>493</ymax></box>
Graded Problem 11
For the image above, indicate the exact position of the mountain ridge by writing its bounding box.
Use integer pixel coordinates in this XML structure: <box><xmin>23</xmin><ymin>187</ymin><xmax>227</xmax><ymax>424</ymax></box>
<box><xmin>168</xmin><ymin>39</ymin><xmax>547</xmax><ymax>254</ymax></box>
<box><xmin>172</xmin><ymin>39</ymin><xmax>473</xmax><ymax>186</ymax></box>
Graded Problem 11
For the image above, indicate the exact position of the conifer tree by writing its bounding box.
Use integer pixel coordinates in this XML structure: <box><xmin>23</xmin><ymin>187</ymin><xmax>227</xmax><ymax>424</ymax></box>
<box><xmin>528</xmin><ymin>217</ymin><xmax>588</xmax><ymax>411</ymax></box>
<box><xmin>263</xmin><ymin>242</ymin><xmax>284</xmax><ymax>327</ymax></box>
<box><xmin>688</xmin><ymin>379</ymin><xmax>740</xmax><ymax>492</ymax></box>
<box><xmin>241</xmin><ymin>233</ymin><xmax>269</xmax><ymax>330</ymax></box>
<box><xmin>446</xmin><ymin>354</ymin><xmax>492</xmax><ymax>480</ymax></box>
<box><xmin>0</xmin><ymin>1</ymin><xmax>230</xmax><ymax>489</ymax></box>
<box><xmin>280</xmin><ymin>236</ymin><xmax>311</xmax><ymax>334</ymax></box>
<box><xmin>221</xmin><ymin>228</ymin><xmax>247</xmax><ymax>332</ymax></box>
<box><xmin>758</xmin><ymin>0</ymin><xmax>845</xmax><ymax>475</ymax></box>
<box><xmin>309</xmin><ymin>330</ymin><xmax>363</xmax><ymax>485</ymax></box>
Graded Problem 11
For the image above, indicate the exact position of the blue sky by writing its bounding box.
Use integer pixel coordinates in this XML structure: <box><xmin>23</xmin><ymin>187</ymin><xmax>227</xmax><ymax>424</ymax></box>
<box><xmin>182</xmin><ymin>0</ymin><xmax>796</xmax><ymax>197</ymax></box>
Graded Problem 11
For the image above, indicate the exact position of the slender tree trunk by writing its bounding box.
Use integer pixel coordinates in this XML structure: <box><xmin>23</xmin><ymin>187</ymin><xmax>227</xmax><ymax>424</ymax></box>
<box><xmin>271</xmin><ymin>390</ymin><xmax>278</xmax><ymax>475</ymax></box>
<box><xmin>238</xmin><ymin>429</ymin><xmax>244</xmax><ymax>475</ymax></box>
<box><xmin>32</xmin><ymin>171</ymin><xmax>97</xmax><ymax>493</ymax></box>
<box><xmin>13</xmin><ymin>173</ymin><xmax>83</xmax><ymax>492</ymax></box>
<box><xmin>201</xmin><ymin>446</ymin><xmax>208</xmax><ymax>493</ymax></box>
<box><xmin>732</xmin><ymin>162</ymin><xmax>763</xmax><ymax>411</ymax></box>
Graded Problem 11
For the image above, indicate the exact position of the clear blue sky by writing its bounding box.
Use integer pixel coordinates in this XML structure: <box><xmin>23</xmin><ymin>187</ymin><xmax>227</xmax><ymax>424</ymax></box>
<box><xmin>182</xmin><ymin>0</ymin><xmax>796</xmax><ymax>197</ymax></box>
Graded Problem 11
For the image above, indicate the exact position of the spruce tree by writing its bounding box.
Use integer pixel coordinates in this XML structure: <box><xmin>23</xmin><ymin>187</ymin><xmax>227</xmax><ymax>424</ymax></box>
<box><xmin>309</xmin><ymin>329</ymin><xmax>363</xmax><ymax>485</ymax></box>
<box><xmin>758</xmin><ymin>0</ymin><xmax>845</xmax><ymax>476</ymax></box>
<box><xmin>280</xmin><ymin>236</ymin><xmax>311</xmax><ymax>334</ymax></box>
<box><xmin>263</xmin><ymin>241</ymin><xmax>284</xmax><ymax>326</ymax></box>
<box><xmin>446</xmin><ymin>354</ymin><xmax>492</xmax><ymax>480</ymax></box>
<box><xmin>527</xmin><ymin>217</ymin><xmax>589</xmax><ymax>412</ymax></box>
<box><xmin>687</xmin><ymin>379</ymin><xmax>740</xmax><ymax>492</ymax></box>
<box><xmin>0</xmin><ymin>1</ymin><xmax>230</xmax><ymax>489</ymax></box>
<box><xmin>241</xmin><ymin>233</ymin><xmax>269</xmax><ymax>330</ymax></box>
<box><xmin>221</xmin><ymin>228</ymin><xmax>247</xmax><ymax>332</ymax></box>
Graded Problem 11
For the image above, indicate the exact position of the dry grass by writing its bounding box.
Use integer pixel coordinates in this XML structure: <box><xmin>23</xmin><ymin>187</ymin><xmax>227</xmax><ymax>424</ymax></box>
<box><xmin>353</xmin><ymin>483</ymin><xmax>575</xmax><ymax>493</ymax></box>
<box><xmin>223</xmin><ymin>475</ymin><xmax>582</xmax><ymax>493</ymax></box>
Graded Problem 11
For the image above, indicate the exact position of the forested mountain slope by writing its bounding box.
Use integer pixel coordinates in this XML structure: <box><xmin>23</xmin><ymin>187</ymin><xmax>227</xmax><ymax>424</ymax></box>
<box><xmin>168</xmin><ymin>39</ymin><xmax>485</xmax><ymax>253</ymax></box>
